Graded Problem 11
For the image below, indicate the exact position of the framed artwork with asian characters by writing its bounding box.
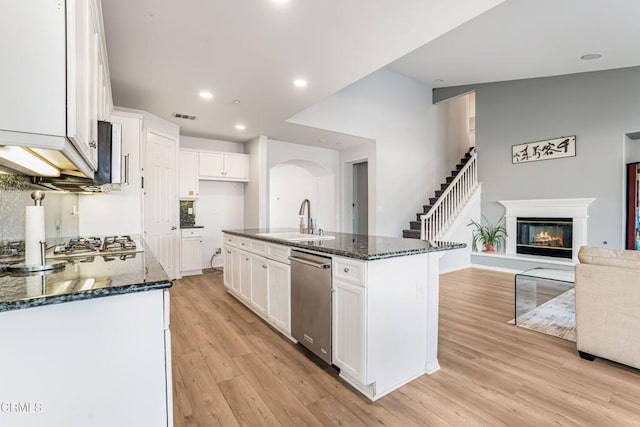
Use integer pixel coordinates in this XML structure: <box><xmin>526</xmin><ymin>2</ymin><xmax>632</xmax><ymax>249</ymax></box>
<box><xmin>512</xmin><ymin>136</ymin><xmax>576</xmax><ymax>164</ymax></box>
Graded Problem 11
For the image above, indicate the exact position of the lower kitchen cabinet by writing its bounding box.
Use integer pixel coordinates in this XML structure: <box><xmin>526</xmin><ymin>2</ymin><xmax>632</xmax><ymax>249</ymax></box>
<box><xmin>223</xmin><ymin>233</ymin><xmax>292</xmax><ymax>338</ymax></box>
<box><xmin>249</xmin><ymin>254</ymin><xmax>269</xmax><ymax>315</ymax></box>
<box><xmin>333</xmin><ymin>279</ymin><xmax>366</xmax><ymax>384</ymax></box>
<box><xmin>180</xmin><ymin>228</ymin><xmax>203</xmax><ymax>276</ymax></box>
<box><xmin>267</xmin><ymin>259</ymin><xmax>291</xmax><ymax>333</ymax></box>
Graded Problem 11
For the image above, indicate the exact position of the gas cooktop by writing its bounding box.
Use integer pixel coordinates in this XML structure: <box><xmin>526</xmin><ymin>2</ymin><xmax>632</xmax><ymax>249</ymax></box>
<box><xmin>52</xmin><ymin>235</ymin><xmax>142</xmax><ymax>257</ymax></box>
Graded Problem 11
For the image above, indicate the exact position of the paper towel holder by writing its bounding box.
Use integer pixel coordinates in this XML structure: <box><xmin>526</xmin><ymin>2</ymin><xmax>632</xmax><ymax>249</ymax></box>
<box><xmin>8</xmin><ymin>192</ymin><xmax>66</xmax><ymax>273</ymax></box>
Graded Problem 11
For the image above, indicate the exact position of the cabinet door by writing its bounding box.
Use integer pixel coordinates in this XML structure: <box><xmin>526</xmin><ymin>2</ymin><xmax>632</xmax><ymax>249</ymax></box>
<box><xmin>223</xmin><ymin>247</ymin><xmax>233</xmax><ymax>289</ymax></box>
<box><xmin>223</xmin><ymin>154</ymin><xmax>249</xmax><ymax>181</ymax></box>
<box><xmin>333</xmin><ymin>280</ymin><xmax>366</xmax><ymax>383</ymax></box>
<box><xmin>267</xmin><ymin>261</ymin><xmax>291</xmax><ymax>333</ymax></box>
<box><xmin>249</xmin><ymin>255</ymin><xmax>269</xmax><ymax>315</ymax></box>
<box><xmin>198</xmin><ymin>152</ymin><xmax>224</xmax><ymax>179</ymax></box>
<box><xmin>180</xmin><ymin>238</ymin><xmax>202</xmax><ymax>273</ymax></box>
<box><xmin>238</xmin><ymin>252</ymin><xmax>252</xmax><ymax>301</ymax></box>
<box><xmin>67</xmin><ymin>0</ymin><xmax>98</xmax><ymax>170</ymax></box>
<box><xmin>179</xmin><ymin>151</ymin><xmax>199</xmax><ymax>199</ymax></box>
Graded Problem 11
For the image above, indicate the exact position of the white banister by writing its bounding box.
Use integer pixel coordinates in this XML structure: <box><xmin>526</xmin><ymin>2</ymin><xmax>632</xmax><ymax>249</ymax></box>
<box><xmin>420</xmin><ymin>149</ymin><xmax>478</xmax><ymax>241</ymax></box>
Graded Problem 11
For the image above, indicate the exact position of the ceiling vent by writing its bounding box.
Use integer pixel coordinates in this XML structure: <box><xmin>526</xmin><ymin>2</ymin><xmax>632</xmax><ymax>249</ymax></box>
<box><xmin>172</xmin><ymin>113</ymin><xmax>197</xmax><ymax>120</ymax></box>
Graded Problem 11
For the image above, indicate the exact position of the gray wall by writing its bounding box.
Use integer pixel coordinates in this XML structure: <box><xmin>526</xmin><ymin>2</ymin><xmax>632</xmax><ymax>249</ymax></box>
<box><xmin>435</xmin><ymin>67</ymin><xmax>640</xmax><ymax>248</ymax></box>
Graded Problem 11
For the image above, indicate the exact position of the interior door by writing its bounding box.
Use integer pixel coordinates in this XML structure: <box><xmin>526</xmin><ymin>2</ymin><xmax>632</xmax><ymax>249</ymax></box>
<box><xmin>144</xmin><ymin>130</ymin><xmax>179</xmax><ymax>279</ymax></box>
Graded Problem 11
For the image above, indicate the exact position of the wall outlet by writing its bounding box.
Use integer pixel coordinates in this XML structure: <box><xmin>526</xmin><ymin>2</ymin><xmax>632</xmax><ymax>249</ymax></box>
<box><xmin>215</xmin><ymin>248</ymin><xmax>222</xmax><ymax>255</ymax></box>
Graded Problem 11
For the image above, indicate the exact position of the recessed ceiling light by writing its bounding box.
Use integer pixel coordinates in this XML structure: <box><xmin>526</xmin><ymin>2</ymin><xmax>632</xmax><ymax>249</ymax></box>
<box><xmin>293</xmin><ymin>79</ymin><xmax>308</xmax><ymax>88</ymax></box>
<box><xmin>317</xmin><ymin>138</ymin><xmax>327</xmax><ymax>143</ymax></box>
<box><xmin>435</xmin><ymin>79</ymin><xmax>445</xmax><ymax>83</ymax></box>
<box><xmin>271</xmin><ymin>0</ymin><xmax>289</xmax><ymax>4</ymax></box>
<box><xmin>199</xmin><ymin>91</ymin><xmax>213</xmax><ymax>99</ymax></box>
<box><xmin>235</xmin><ymin>124</ymin><xmax>246</xmax><ymax>131</ymax></box>
<box><xmin>580</xmin><ymin>53</ymin><xmax>602</xmax><ymax>61</ymax></box>
<box><xmin>232</xmin><ymin>99</ymin><xmax>241</xmax><ymax>104</ymax></box>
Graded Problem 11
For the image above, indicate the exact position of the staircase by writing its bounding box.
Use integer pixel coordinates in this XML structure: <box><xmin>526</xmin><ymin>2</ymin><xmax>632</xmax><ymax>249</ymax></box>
<box><xmin>403</xmin><ymin>147</ymin><xmax>478</xmax><ymax>239</ymax></box>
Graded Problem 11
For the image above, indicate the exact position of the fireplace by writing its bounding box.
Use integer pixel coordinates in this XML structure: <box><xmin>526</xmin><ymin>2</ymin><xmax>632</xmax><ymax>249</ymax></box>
<box><xmin>516</xmin><ymin>217</ymin><xmax>573</xmax><ymax>259</ymax></box>
<box><xmin>499</xmin><ymin>198</ymin><xmax>595</xmax><ymax>262</ymax></box>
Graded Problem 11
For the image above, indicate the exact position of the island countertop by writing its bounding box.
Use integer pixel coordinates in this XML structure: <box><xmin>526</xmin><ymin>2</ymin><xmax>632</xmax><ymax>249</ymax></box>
<box><xmin>0</xmin><ymin>243</ymin><xmax>171</xmax><ymax>313</ymax></box>
<box><xmin>223</xmin><ymin>228</ymin><xmax>465</xmax><ymax>261</ymax></box>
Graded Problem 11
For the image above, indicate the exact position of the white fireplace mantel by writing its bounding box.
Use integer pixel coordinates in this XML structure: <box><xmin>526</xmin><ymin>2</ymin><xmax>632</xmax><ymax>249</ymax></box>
<box><xmin>498</xmin><ymin>198</ymin><xmax>595</xmax><ymax>262</ymax></box>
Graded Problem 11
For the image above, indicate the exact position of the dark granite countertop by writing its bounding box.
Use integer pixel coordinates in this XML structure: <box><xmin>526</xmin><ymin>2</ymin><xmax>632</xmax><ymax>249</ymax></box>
<box><xmin>223</xmin><ymin>228</ymin><xmax>465</xmax><ymax>261</ymax></box>
<box><xmin>180</xmin><ymin>225</ymin><xmax>205</xmax><ymax>229</ymax></box>
<box><xmin>0</xmin><ymin>241</ymin><xmax>171</xmax><ymax>313</ymax></box>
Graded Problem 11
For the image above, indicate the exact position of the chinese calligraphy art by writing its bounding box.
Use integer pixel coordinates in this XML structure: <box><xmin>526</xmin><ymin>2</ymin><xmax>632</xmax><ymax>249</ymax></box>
<box><xmin>512</xmin><ymin>136</ymin><xmax>576</xmax><ymax>164</ymax></box>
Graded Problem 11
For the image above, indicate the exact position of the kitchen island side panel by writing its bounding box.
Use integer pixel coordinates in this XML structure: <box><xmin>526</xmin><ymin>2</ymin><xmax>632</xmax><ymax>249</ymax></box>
<box><xmin>0</xmin><ymin>290</ymin><xmax>170</xmax><ymax>427</ymax></box>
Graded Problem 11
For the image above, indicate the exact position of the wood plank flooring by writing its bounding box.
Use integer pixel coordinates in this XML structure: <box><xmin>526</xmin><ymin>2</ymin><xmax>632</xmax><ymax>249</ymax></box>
<box><xmin>171</xmin><ymin>268</ymin><xmax>640</xmax><ymax>426</ymax></box>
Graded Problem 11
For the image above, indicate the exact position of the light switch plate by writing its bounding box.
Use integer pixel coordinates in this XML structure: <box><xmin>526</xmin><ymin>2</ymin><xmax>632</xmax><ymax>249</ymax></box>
<box><xmin>188</xmin><ymin>208</ymin><xmax>193</xmax><ymax>214</ymax></box>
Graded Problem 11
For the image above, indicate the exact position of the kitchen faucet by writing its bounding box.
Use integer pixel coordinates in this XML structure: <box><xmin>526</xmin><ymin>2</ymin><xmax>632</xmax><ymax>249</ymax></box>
<box><xmin>298</xmin><ymin>199</ymin><xmax>314</xmax><ymax>234</ymax></box>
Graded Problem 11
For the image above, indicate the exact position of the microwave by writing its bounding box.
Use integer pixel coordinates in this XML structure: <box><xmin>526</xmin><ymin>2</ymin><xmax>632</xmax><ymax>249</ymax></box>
<box><xmin>31</xmin><ymin>121</ymin><xmax>128</xmax><ymax>192</ymax></box>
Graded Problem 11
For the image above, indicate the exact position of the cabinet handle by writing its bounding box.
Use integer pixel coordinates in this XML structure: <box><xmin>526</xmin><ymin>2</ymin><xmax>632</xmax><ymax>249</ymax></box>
<box><xmin>88</xmin><ymin>140</ymin><xmax>97</xmax><ymax>149</ymax></box>
<box><xmin>122</xmin><ymin>153</ymin><xmax>130</xmax><ymax>186</ymax></box>
<box><xmin>262</xmin><ymin>265</ymin><xmax>267</xmax><ymax>269</ymax></box>
<box><xmin>226</xmin><ymin>251</ymin><xmax>231</xmax><ymax>254</ymax></box>
<box><xmin>245</xmin><ymin>258</ymin><xmax>249</xmax><ymax>261</ymax></box>
<box><xmin>344</xmin><ymin>267</ymin><xmax>350</xmax><ymax>273</ymax></box>
<box><xmin>241</xmin><ymin>242</ymin><xmax>246</xmax><ymax>246</ymax></box>
<box><xmin>171</xmin><ymin>225</ymin><xmax>177</xmax><ymax>230</ymax></box>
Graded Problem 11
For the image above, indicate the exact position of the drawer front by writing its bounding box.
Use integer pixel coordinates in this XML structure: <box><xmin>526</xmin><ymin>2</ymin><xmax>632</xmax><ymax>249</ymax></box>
<box><xmin>250</xmin><ymin>240</ymin><xmax>267</xmax><ymax>256</ymax></box>
<box><xmin>267</xmin><ymin>244</ymin><xmax>290</xmax><ymax>264</ymax></box>
<box><xmin>181</xmin><ymin>229</ymin><xmax>203</xmax><ymax>238</ymax></box>
<box><xmin>223</xmin><ymin>234</ymin><xmax>249</xmax><ymax>249</ymax></box>
<box><xmin>333</xmin><ymin>257</ymin><xmax>366</xmax><ymax>286</ymax></box>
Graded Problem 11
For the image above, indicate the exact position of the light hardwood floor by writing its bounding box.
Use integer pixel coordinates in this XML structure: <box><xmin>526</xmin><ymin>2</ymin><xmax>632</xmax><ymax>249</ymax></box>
<box><xmin>171</xmin><ymin>268</ymin><xmax>640</xmax><ymax>426</ymax></box>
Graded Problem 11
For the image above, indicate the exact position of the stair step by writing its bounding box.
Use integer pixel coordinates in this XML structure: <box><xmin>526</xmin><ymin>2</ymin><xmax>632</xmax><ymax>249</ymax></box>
<box><xmin>446</xmin><ymin>175</ymin><xmax>455</xmax><ymax>183</ymax></box>
<box><xmin>435</xmin><ymin>189</ymin><xmax>444</xmax><ymax>198</ymax></box>
<box><xmin>429</xmin><ymin>197</ymin><xmax>438</xmax><ymax>205</ymax></box>
<box><xmin>402</xmin><ymin>229</ymin><xmax>421</xmax><ymax>239</ymax></box>
<box><xmin>456</xmin><ymin>163</ymin><xmax>464</xmax><ymax>170</ymax></box>
<box><xmin>410</xmin><ymin>221</ymin><xmax>421</xmax><ymax>230</ymax></box>
<box><xmin>416</xmin><ymin>213</ymin><xmax>424</xmax><ymax>222</ymax></box>
<box><xmin>422</xmin><ymin>204</ymin><xmax>433</xmax><ymax>213</ymax></box>
<box><xmin>441</xmin><ymin>182</ymin><xmax>450</xmax><ymax>191</ymax></box>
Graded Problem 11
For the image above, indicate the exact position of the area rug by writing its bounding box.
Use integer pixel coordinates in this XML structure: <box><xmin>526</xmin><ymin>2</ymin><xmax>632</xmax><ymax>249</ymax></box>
<box><xmin>510</xmin><ymin>288</ymin><xmax>576</xmax><ymax>342</ymax></box>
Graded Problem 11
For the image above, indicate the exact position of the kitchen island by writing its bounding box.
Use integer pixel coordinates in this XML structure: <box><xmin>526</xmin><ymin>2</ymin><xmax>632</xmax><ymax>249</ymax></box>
<box><xmin>0</xmin><ymin>245</ymin><xmax>172</xmax><ymax>427</ymax></box>
<box><xmin>223</xmin><ymin>228</ymin><xmax>464</xmax><ymax>401</ymax></box>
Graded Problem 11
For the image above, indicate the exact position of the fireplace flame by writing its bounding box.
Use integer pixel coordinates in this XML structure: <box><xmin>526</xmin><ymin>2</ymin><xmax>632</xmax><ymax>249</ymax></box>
<box><xmin>534</xmin><ymin>231</ymin><xmax>563</xmax><ymax>246</ymax></box>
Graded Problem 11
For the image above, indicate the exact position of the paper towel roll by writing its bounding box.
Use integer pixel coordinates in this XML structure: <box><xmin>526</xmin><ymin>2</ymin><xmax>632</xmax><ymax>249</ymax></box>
<box><xmin>25</xmin><ymin>205</ymin><xmax>45</xmax><ymax>265</ymax></box>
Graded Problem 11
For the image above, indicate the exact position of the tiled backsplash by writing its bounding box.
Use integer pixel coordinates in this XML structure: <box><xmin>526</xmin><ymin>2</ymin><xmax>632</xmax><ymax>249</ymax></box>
<box><xmin>0</xmin><ymin>175</ymin><xmax>79</xmax><ymax>242</ymax></box>
<box><xmin>180</xmin><ymin>200</ymin><xmax>196</xmax><ymax>227</ymax></box>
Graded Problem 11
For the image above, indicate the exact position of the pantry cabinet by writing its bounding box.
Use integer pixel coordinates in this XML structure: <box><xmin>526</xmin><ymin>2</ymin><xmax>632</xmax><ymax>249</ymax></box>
<box><xmin>0</xmin><ymin>0</ymin><xmax>112</xmax><ymax>176</ymax></box>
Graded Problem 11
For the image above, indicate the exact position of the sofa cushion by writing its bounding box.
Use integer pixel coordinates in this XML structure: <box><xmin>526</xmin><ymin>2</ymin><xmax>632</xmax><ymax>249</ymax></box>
<box><xmin>578</xmin><ymin>246</ymin><xmax>640</xmax><ymax>270</ymax></box>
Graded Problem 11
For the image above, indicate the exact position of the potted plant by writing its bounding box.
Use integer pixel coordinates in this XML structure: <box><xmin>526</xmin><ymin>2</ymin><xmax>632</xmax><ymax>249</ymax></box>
<box><xmin>468</xmin><ymin>215</ymin><xmax>507</xmax><ymax>253</ymax></box>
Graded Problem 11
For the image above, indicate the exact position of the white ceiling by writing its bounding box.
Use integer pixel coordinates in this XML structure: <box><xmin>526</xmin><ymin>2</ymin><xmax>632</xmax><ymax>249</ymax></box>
<box><xmin>389</xmin><ymin>0</ymin><xmax>640</xmax><ymax>88</ymax></box>
<box><xmin>102</xmin><ymin>0</ymin><xmax>640</xmax><ymax>149</ymax></box>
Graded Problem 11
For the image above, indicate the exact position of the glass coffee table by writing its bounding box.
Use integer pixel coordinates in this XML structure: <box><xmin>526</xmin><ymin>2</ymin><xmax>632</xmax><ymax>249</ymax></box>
<box><xmin>514</xmin><ymin>268</ymin><xmax>575</xmax><ymax>336</ymax></box>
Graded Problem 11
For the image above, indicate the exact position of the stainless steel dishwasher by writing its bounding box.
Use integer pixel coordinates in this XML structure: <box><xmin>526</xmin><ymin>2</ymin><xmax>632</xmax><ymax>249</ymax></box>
<box><xmin>289</xmin><ymin>250</ymin><xmax>332</xmax><ymax>364</ymax></box>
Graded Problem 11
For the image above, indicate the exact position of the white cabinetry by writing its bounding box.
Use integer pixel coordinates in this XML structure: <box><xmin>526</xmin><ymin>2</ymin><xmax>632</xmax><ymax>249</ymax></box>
<box><xmin>178</xmin><ymin>150</ymin><xmax>199</xmax><ymax>199</ymax></box>
<box><xmin>267</xmin><ymin>260</ymin><xmax>291</xmax><ymax>333</ymax></box>
<box><xmin>223</xmin><ymin>233</ymin><xmax>291</xmax><ymax>336</ymax></box>
<box><xmin>0</xmin><ymin>290</ymin><xmax>171</xmax><ymax>427</ymax></box>
<box><xmin>0</xmin><ymin>0</ymin><xmax>112</xmax><ymax>176</ymax></box>
<box><xmin>199</xmin><ymin>152</ymin><xmax>249</xmax><ymax>181</ymax></box>
<box><xmin>333</xmin><ymin>279</ymin><xmax>366</xmax><ymax>383</ymax></box>
<box><xmin>180</xmin><ymin>228</ymin><xmax>203</xmax><ymax>276</ymax></box>
<box><xmin>250</xmin><ymin>255</ymin><xmax>269</xmax><ymax>315</ymax></box>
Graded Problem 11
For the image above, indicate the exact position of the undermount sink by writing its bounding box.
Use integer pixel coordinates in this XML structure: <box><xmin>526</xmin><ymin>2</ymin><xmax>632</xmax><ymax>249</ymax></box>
<box><xmin>256</xmin><ymin>232</ymin><xmax>336</xmax><ymax>242</ymax></box>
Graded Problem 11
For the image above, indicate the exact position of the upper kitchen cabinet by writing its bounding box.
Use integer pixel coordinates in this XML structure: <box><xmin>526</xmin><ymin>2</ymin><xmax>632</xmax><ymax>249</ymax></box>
<box><xmin>0</xmin><ymin>0</ymin><xmax>112</xmax><ymax>177</ymax></box>
<box><xmin>179</xmin><ymin>150</ymin><xmax>199</xmax><ymax>199</ymax></box>
<box><xmin>199</xmin><ymin>152</ymin><xmax>249</xmax><ymax>182</ymax></box>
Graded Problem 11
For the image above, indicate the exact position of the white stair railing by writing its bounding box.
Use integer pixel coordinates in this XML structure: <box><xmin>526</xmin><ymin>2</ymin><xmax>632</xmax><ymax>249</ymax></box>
<box><xmin>421</xmin><ymin>148</ymin><xmax>478</xmax><ymax>241</ymax></box>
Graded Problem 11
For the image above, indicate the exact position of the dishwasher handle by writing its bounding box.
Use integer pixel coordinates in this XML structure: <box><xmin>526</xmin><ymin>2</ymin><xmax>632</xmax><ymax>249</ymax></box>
<box><xmin>289</xmin><ymin>255</ymin><xmax>331</xmax><ymax>270</ymax></box>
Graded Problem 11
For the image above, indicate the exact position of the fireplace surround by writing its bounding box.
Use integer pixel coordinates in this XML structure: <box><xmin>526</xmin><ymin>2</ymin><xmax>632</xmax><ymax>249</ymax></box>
<box><xmin>499</xmin><ymin>199</ymin><xmax>595</xmax><ymax>262</ymax></box>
